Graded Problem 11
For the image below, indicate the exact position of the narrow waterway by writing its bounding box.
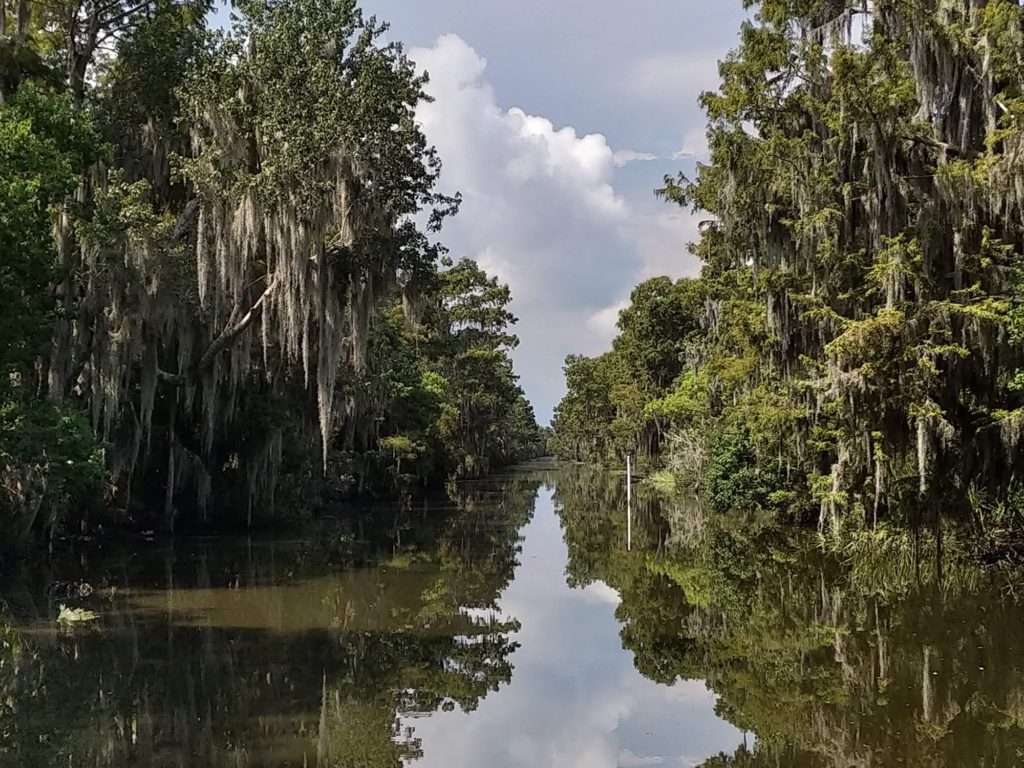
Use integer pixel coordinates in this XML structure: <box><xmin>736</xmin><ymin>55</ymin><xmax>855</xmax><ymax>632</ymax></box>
<box><xmin>4</xmin><ymin>464</ymin><xmax>1024</xmax><ymax>766</ymax></box>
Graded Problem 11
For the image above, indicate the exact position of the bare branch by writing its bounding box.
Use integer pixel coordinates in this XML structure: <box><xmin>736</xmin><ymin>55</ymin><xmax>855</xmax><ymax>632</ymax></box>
<box><xmin>903</xmin><ymin>134</ymin><xmax>980</xmax><ymax>161</ymax></box>
<box><xmin>198</xmin><ymin>278</ymin><xmax>277</xmax><ymax>372</ymax></box>
<box><xmin>157</xmin><ymin>369</ymin><xmax>186</xmax><ymax>386</ymax></box>
<box><xmin>172</xmin><ymin>199</ymin><xmax>200</xmax><ymax>243</ymax></box>
<box><xmin>157</xmin><ymin>278</ymin><xmax>276</xmax><ymax>386</ymax></box>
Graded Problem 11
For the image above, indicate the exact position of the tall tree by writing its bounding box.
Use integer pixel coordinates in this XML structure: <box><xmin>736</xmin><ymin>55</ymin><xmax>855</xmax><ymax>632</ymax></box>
<box><xmin>0</xmin><ymin>0</ymin><xmax>535</xmax><ymax>544</ymax></box>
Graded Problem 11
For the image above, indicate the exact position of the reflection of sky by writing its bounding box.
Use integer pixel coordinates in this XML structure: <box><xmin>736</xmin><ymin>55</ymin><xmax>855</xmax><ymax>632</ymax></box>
<box><xmin>401</xmin><ymin>489</ymin><xmax>745</xmax><ymax>767</ymax></box>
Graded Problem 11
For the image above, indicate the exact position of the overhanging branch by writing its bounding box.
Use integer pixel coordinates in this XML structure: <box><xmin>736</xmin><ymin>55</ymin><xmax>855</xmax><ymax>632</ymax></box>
<box><xmin>157</xmin><ymin>276</ymin><xmax>276</xmax><ymax>386</ymax></box>
<box><xmin>198</xmin><ymin>278</ymin><xmax>277</xmax><ymax>373</ymax></box>
<box><xmin>172</xmin><ymin>198</ymin><xmax>200</xmax><ymax>243</ymax></box>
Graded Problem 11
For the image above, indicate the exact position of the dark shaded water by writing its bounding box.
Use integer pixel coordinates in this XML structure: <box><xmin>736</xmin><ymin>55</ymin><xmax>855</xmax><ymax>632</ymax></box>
<box><xmin>2</xmin><ymin>464</ymin><xmax>1024</xmax><ymax>767</ymax></box>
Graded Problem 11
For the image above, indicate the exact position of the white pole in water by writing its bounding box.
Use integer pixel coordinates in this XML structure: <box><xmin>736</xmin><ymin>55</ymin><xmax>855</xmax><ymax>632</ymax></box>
<box><xmin>626</xmin><ymin>453</ymin><xmax>632</xmax><ymax>551</ymax></box>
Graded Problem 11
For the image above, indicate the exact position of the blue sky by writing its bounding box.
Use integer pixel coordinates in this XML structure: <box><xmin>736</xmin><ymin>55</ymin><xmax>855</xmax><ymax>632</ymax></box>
<box><xmin>359</xmin><ymin>1</ymin><xmax>748</xmax><ymax>422</ymax></box>
<box><xmin>217</xmin><ymin>1</ymin><xmax>749</xmax><ymax>421</ymax></box>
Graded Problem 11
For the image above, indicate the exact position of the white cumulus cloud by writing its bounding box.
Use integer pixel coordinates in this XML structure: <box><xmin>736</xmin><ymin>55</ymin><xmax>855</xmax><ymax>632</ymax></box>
<box><xmin>412</xmin><ymin>34</ymin><xmax>701</xmax><ymax>420</ymax></box>
<box><xmin>613</xmin><ymin>150</ymin><xmax>660</xmax><ymax>167</ymax></box>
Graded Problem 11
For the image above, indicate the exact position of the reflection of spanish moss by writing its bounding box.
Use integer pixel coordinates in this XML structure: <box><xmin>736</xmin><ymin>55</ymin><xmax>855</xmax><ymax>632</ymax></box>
<box><xmin>0</xmin><ymin>473</ymin><xmax>544</xmax><ymax>766</ymax></box>
<box><xmin>549</xmin><ymin>461</ymin><xmax>1024</xmax><ymax>768</ymax></box>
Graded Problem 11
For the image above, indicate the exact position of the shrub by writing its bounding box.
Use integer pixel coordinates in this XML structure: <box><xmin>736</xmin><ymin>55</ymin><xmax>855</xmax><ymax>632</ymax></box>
<box><xmin>703</xmin><ymin>425</ymin><xmax>780</xmax><ymax>514</ymax></box>
<box><xmin>0</xmin><ymin>399</ymin><xmax>105</xmax><ymax>545</ymax></box>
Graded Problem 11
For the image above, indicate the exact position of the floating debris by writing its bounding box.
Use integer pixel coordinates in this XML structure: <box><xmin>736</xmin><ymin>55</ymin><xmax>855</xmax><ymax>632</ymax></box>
<box><xmin>56</xmin><ymin>605</ymin><xmax>100</xmax><ymax>624</ymax></box>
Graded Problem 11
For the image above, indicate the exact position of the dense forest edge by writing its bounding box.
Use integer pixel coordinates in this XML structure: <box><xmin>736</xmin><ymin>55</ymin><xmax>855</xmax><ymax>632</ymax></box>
<box><xmin>0</xmin><ymin>0</ymin><xmax>542</xmax><ymax>554</ymax></box>
<box><xmin>552</xmin><ymin>0</ymin><xmax>1024</xmax><ymax>557</ymax></box>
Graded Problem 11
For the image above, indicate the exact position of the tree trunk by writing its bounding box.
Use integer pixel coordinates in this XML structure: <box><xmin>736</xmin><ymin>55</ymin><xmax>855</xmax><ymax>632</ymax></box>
<box><xmin>15</xmin><ymin>0</ymin><xmax>27</xmax><ymax>38</ymax></box>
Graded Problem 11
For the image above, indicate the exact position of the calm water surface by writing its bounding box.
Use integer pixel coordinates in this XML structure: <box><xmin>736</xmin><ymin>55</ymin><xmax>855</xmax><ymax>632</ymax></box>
<box><xmin>3</xmin><ymin>464</ymin><xmax>1024</xmax><ymax>766</ymax></box>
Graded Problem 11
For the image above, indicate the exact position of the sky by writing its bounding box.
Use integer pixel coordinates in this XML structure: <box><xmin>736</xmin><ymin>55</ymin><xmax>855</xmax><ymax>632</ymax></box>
<box><xmin>216</xmin><ymin>1</ymin><xmax>749</xmax><ymax>422</ymax></box>
<box><xmin>357</xmin><ymin>0</ymin><xmax>748</xmax><ymax>422</ymax></box>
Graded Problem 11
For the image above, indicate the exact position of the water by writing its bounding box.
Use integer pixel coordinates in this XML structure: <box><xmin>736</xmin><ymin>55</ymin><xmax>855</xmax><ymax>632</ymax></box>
<box><xmin>402</xmin><ymin>481</ymin><xmax>743</xmax><ymax>768</ymax></box>
<box><xmin>2</xmin><ymin>464</ymin><xmax>1024</xmax><ymax>767</ymax></box>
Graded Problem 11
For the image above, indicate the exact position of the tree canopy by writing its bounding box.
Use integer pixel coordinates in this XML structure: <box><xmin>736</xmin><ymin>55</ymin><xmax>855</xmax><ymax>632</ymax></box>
<box><xmin>554</xmin><ymin>0</ymin><xmax>1024</xmax><ymax>542</ymax></box>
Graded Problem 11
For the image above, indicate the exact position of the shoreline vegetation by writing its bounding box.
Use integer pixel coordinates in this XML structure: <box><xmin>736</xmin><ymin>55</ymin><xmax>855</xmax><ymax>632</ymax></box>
<box><xmin>0</xmin><ymin>0</ymin><xmax>541</xmax><ymax>556</ymax></box>
<box><xmin>551</xmin><ymin>0</ymin><xmax>1024</xmax><ymax>561</ymax></box>
<box><xmin>4</xmin><ymin>0</ymin><xmax>1024</xmax><ymax>573</ymax></box>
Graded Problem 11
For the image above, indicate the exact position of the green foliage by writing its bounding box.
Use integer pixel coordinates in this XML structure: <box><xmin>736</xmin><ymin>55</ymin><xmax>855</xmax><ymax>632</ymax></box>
<box><xmin>0</xmin><ymin>399</ymin><xmax>104</xmax><ymax>544</ymax></box>
<box><xmin>0</xmin><ymin>0</ymin><xmax>536</xmax><ymax>544</ymax></box>
<box><xmin>550</xmin><ymin>353</ymin><xmax>617</xmax><ymax>462</ymax></box>
<box><xmin>428</xmin><ymin>260</ymin><xmax>539</xmax><ymax>477</ymax></box>
<box><xmin>334</xmin><ymin>260</ymin><xmax>538</xmax><ymax>497</ymax></box>
<box><xmin>644</xmin><ymin>369</ymin><xmax>711</xmax><ymax>427</ymax></box>
<box><xmin>703</xmin><ymin>424</ymin><xmax>780</xmax><ymax>514</ymax></box>
<box><xmin>613</xmin><ymin>277</ymin><xmax>704</xmax><ymax>392</ymax></box>
<box><xmin>0</xmin><ymin>83</ymin><xmax>99</xmax><ymax>377</ymax></box>
<box><xmin>552</xmin><ymin>277</ymin><xmax>705</xmax><ymax>465</ymax></box>
<box><xmin>0</xmin><ymin>74</ymin><xmax>104</xmax><ymax>543</ymax></box>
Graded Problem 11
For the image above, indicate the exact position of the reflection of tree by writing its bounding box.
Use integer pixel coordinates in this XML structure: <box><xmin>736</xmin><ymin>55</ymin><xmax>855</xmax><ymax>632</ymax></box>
<box><xmin>551</xmin><ymin>466</ymin><xmax>1024</xmax><ymax>767</ymax></box>
<box><xmin>0</xmin><ymin>472</ymin><xmax>544</xmax><ymax>767</ymax></box>
<box><xmin>676</xmin><ymin>520</ymin><xmax>1024</xmax><ymax>767</ymax></box>
<box><xmin>431</xmin><ymin>473</ymin><xmax>541</xmax><ymax>615</ymax></box>
<box><xmin>553</xmin><ymin>466</ymin><xmax>700</xmax><ymax>684</ymax></box>
<box><xmin>314</xmin><ymin>692</ymin><xmax>423</xmax><ymax>768</ymax></box>
<box><xmin>15</xmin><ymin>464</ymin><xmax>1021</xmax><ymax>768</ymax></box>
